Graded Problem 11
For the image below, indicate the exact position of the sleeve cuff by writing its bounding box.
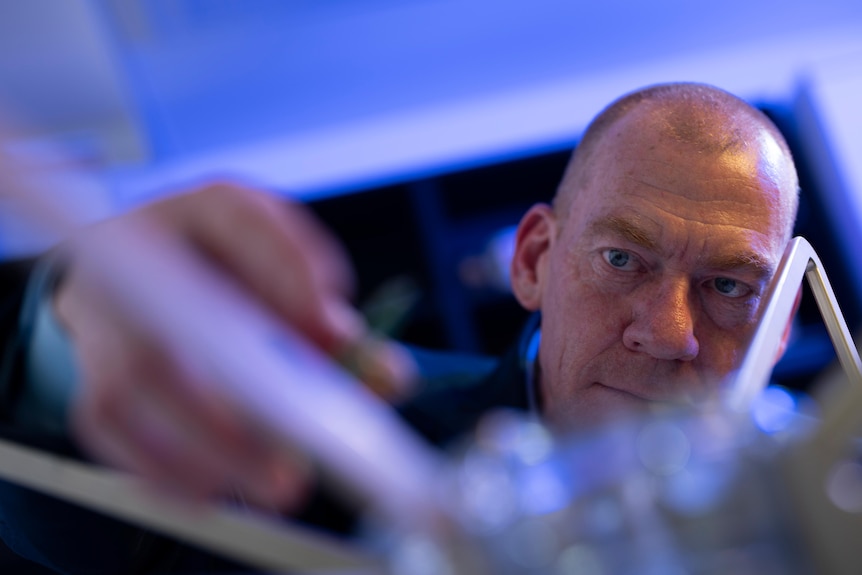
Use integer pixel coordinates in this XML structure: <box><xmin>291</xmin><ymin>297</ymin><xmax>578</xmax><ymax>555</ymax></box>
<box><xmin>16</xmin><ymin>256</ymin><xmax>79</xmax><ymax>436</ymax></box>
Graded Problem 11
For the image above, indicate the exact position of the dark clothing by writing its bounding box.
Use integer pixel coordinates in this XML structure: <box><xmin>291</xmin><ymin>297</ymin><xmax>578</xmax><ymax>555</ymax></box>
<box><xmin>0</xmin><ymin>258</ymin><xmax>35</xmax><ymax>424</ymax></box>
<box><xmin>398</xmin><ymin>314</ymin><xmax>537</xmax><ymax>447</ymax></box>
<box><xmin>0</xmin><ymin>258</ymin><xmax>535</xmax><ymax>574</ymax></box>
<box><xmin>0</xmin><ymin>259</ymin><xmax>204</xmax><ymax>574</ymax></box>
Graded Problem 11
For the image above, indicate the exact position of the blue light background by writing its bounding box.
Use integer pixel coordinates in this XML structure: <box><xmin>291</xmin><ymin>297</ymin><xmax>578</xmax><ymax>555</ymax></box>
<box><xmin>1</xmin><ymin>1</ymin><xmax>861</xmax><ymax>203</ymax></box>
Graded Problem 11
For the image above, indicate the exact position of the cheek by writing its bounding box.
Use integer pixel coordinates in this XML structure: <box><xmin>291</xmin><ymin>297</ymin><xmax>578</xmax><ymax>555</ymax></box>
<box><xmin>695</xmin><ymin>321</ymin><xmax>757</xmax><ymax>375</ymax></box>
<box><xmin>547</xmin><ymin>255</ymin><xmax>630</xmax><ymax>329</ymax></box>
<box><xmin>539</xmin><ymin>268</ymin><xmax>630</xmax><ymax>372</ymax></box>
<box><xmin>703</xmin><ymin>291</ymin><xmax>761</xmax><ymax>332</ymax></box>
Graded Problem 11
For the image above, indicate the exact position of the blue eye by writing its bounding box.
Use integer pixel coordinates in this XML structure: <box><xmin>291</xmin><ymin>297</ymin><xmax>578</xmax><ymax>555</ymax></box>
<box><xmin>713</xmin><ymin>277</ymin><xmax>747</xmax><ymax>297</ymax></box>
<box><xmin>604</xmin><ymin>249</ymin><xmax>634</xmax><ymax>269</ymax></box>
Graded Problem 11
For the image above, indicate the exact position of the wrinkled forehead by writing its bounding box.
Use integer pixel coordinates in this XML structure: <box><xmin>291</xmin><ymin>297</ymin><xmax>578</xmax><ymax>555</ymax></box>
<box><xmin>584</xmin><ymin>105</ymin><xmax>798</xmax><ymax>240</ymax></box>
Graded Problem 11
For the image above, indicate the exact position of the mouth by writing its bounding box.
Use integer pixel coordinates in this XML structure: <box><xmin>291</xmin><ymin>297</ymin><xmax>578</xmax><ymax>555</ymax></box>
<box><xmin>595</xmin><ymin>382</ymin><xmax>649</xmax><ymax>400</ymax></box>
<box><xmin>593</xmin><ymin>382</ymin><xmax>686</xmax><ymax>406</ymax></box>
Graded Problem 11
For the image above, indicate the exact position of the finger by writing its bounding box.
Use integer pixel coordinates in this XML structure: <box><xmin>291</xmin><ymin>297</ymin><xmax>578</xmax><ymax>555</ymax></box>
<box><xmin>140</xmin><ymin>352</ymin><xmax>316</xmax><ymax>507</ymax></box>
<box><xmin>74</xmin><ymin>370</ymin><xmax>311</xmax><ymax>508</ymax></box>
<box><xmin>335</xmin><ymin>335</ymin><xmax>418</xmax><ymax>401</ymax></box>
<box><xmin>73</xmin><ymin>387</ymin><xmax>223</xmax><ymax>500</ymax></box>
<box><xmin>70</xmin><ymin>330</ymin><xmax>312</xmax><ymax>507</ymax></box>
<box><xmin>154</xmin><ymin>183</ymin><xmax>360</xmax><ymax>353</ymax></box>
<box><xmin>161</xmin><ymin>185</ymin><xmax>418</xmax><ymax>398</ymax></box>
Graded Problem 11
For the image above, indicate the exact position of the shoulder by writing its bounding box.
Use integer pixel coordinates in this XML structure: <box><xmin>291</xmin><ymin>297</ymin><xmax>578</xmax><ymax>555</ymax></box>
<box><xmin>406</xmin><ymin>345</ymin><xmax>498</xmax><ymax>393</ymax></box>
<box><xmin>397</xmin><ymin>315</ymin><xmax>540</xmax><ymax>448</ymax></box>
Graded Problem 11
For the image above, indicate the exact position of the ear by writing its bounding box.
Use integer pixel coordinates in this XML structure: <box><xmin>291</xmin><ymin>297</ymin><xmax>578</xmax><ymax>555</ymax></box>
<box><xmin>510</xmin><ymin>203</ymin><xmax>557</xmax><ymax>311</ymax></box>
<box><xmin>774</xmin><ymin>286</ymin><xmax>803</xmax><ymax>364</ymax></box>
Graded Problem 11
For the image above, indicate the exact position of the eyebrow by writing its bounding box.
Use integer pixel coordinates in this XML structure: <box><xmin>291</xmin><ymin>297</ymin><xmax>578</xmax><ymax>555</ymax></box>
<box><xmin>588</xmin><ymin>216</ymin><xmax>775</xmax><ymax>279</ymax></box>
<box><xmin>705</xmin><ymin>251</ymin><xmax>774</xmax><ymax>279</ymax></box>
<box><xmin>588</xmin><ymin>216</ymin><xmax>659</xmax><ymax>250</ymax></box>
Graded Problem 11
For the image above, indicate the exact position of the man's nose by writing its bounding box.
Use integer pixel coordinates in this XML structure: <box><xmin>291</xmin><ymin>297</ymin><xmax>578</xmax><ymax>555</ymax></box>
<box><xmin>622</xmin><ymin>280</ymin><xmax>699</xmax><ymax>361</ymax></box>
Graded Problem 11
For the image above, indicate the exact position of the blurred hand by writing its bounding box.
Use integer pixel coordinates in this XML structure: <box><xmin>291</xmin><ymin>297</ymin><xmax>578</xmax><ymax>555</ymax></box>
<box><xmin>53</xmin><ymin>182</ymin><xmax>414</xmax><ymax>510</ymax></box>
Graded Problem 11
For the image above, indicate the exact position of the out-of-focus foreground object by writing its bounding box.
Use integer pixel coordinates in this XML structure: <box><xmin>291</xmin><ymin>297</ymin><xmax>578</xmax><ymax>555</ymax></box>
<box><xmin>0</xmin><ymin>129</ymin><xmax>443</xmax><ymax>571</ymax></box>
<box><xmin>3</xmin><ymin>232</ymin><xmax>862</xmax><ymax>573</ymax></box>
<box><xmin>728</xmin><ymin>237</ymin><xmax>862</xmax><ymax>411</ymax></box>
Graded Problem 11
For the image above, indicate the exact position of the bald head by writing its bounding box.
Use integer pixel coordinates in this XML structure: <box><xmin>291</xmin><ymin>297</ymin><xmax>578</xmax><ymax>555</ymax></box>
<box><xmin>553</xmin><ymin>83</ymin><xmax>799</xmax><ymax>243</ymax></box>
<box><xmin>510</xmin><ymin>83</ymin><xmax>804</xmax><ymax>429</ymax></box>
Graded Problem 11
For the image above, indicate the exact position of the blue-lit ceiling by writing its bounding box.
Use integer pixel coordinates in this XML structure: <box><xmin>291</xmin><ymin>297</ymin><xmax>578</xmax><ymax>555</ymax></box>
<box><xmin>1</xmin><ymin>1</ymin><xmax>861</xmax><ymax>199</ymax></box>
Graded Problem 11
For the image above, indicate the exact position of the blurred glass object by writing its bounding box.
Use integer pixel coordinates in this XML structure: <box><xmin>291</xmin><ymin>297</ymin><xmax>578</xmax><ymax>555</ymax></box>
<box><xmin>381</xmin><ymin>407</ymin><xmax>812</xmax><ymax>575</ymax></box>
<box><xmin>826</xmin><ymin>459</ymin><xmax>862</xmax><ymax>513</ymax></box>
<box><xmin>751</xmin><ymin>386</ymin><xmax>799</xmax><ymax>435</ymax></box>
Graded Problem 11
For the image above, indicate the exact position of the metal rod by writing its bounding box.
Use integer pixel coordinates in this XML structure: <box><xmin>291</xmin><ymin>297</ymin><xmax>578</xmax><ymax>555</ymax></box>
<box><xmin>805</xmin><ymin>259</ymin><xmax>862</xmax><ymax>388</ymax></box>
<box><xmin>0</xmin><ymin>436</ymin><xmax>379</xmax><ymax>573</ymax></box>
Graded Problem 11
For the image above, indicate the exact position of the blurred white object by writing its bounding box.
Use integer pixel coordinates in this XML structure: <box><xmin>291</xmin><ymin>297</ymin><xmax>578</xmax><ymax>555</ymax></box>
<box><xmin>727</xmin><ymin>236</ymin><xmax>862</xmax><ymax>411</ymax></box>
<box><xmin>0</xmin><ymin>135</ymin><xmax>113</xmax><ymax>256</ymax></box>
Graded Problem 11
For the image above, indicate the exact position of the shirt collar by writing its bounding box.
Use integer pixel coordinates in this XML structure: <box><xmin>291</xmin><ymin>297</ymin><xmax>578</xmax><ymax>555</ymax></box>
<box><xmin>520</xmin><ymin>317</ymin><xmax>542</xmax><ymax>416</ymax></box>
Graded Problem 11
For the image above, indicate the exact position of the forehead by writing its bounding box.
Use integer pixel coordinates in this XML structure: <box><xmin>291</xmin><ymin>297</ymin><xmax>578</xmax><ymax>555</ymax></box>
<box><xmin>568</xmin><ymin>107</ymin><xmax>792</xmax><ymax>259</ymax></box>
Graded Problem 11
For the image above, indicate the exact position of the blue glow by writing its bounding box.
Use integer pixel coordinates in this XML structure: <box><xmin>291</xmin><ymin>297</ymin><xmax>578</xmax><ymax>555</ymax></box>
<box><xmin>660</xmin><ymin>462</ymin><xmax>735</xmax><ymax>516</ymax></box>
<box><xmin>518</xmin><ymin>462</ymin><xmax>570</xmax><ymax>516</ymax></box>
<box><xmin>751</xmin><ymin>386</ymin><xmax>798</xmax><ymax>434</ymax></box>
<box><xmin>91</xmin><ymin>0</ymin><xmax>862</xmax><ymax>203</ymax></box>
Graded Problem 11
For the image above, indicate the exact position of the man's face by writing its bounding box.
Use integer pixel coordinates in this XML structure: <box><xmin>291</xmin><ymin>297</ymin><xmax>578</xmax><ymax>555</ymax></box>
<box><xmin>512</xmin><ymin>110</ymin><xmax>796</xmax><ymax>430</ymax></box>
